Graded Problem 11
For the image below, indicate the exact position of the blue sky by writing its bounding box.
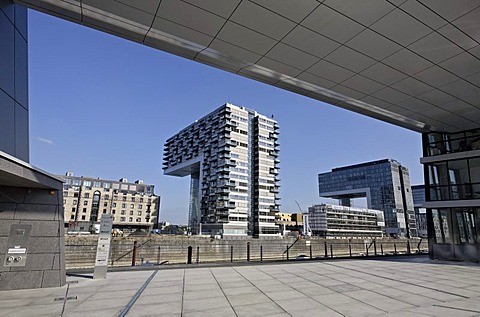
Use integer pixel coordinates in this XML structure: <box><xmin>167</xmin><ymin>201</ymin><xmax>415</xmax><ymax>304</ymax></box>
<box><xmin>28</xmin><ymin>11</ymin><xmax>423</xmax><ymax>224</ymax></box>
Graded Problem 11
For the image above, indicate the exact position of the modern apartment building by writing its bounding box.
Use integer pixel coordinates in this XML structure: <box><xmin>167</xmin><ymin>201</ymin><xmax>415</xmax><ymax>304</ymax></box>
<box><xmin>319</xmin><ymin>159</ymin><xmax>417</xmax><ymax>238</ymax></box>
<box><xmin>308</xmin><ymin>204</ymin><xmax>385</xmax><ymax>238</ymax></box>
<box><xmin>163</xmin><ymin>103</ymin><xmax>281</xmax><ymax>238</ymax></box>
<box><xmin>412</xmin><ymin>185</ymin><xmax>427</xmax><ymax>238</ymax></box>
<box><xmin>60</xmin><ymin>172</ymin><xmax>160</xmax><ymax>233</ymax></box>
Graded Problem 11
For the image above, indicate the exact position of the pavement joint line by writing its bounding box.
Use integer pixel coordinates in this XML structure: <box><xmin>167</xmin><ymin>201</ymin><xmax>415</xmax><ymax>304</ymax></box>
<box><xmin>323</xmin><ymin>261</ymin><xmax>471</xmax><ymax>299</ymax></box>
<box><xmin>297</xmin><ymin>264</ymin><xmax>422</xmax><ymax>309</ymax></box>
<box><xmin>259</xmin><ymin>264</ymin><xmax>388</xmax><ymax>314</ymax></box>
<box><xmin>117</xmin><ymin>270</ymin><xmax>158</xmax><ymax>317</ymax></box>
<box><xmin>255</xmin><ymin>265</ymin><xmax>346</xmax><ymax>316</ymax></box>
<box><xmin>209</xmin><ymin>268</ymin><xmax>238</xmax><ymax>316</ymax></box>
<box><xmin>232</xmin><ymin>266</ymin><xmax>293</xmax><ymax>316</ymax></box>
<box><xmin>432</xmin><ymin>304</ymin><xmax>480</xmax><ymax>313</ymax></box>
<box><xmin>181</xmin><ymin>269</ymin><xmax>185</xmax><ymax>317</ymax></box>
<box><xmin>60</xmin><ymin>283</ymin><xmax>71</xmax><ymax>316</ymax></box>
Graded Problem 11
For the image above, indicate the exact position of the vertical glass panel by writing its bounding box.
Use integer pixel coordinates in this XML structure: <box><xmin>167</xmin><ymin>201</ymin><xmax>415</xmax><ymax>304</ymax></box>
<box><xmin>432</xmin><ymin>209</ymin><xmax>444</xmax><ymax>243</ymax></box>
<box><xmin>448</xmin><ymin>159</ymin><xmax>469</xmax><ymax>184</ymax></box>
<box><xmin>440</xmin><ymin>209</ymin><xmax>452</xmax><ymax>244</ymax></box>
<box><xmin>449</xmin><ymin>133</ymin><xmax>465</xmax><ymax>153</ymax></box>
<box><xmin>464</xmin><ymin>212</ymin><xmax>475</xmax><ymax>244</ymax></box>
<box><xmin>469</xmin><ymin>158</ymin><xmax>480</xmax><ymax>184</ymax></box>
<box><xmin>475</xmin><ymin>209</ymin><xmax>480</xmax><ymax>244</ymax></box>
<box><xmin>466</xmin><ymin>130</ymin><xmax>480</xmax><ymax>150</ymax></box>
<box><xmin>455</xmin><ymin>211</ymin><xmax>467</xmax><ymax>243</ymax></box>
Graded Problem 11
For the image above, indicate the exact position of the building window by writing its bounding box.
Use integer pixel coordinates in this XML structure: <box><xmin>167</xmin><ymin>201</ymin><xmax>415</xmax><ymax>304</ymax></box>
<box><xmin>83</xmin><ymin>200</ymin><xmax>88</xmax><ymax>206</ymax></box>
<box><xmin>130</xmin><ymin>210</ymin><xmax>134</xmax><ymax>215</ymax></box>
<box><xmin>81</xmin><ymin>215</ymin><xmax>86</xmax><ymax>220</ymax></box>
<box><xmin>122</xmin><ymin>197</ymin><xmax>126</xmax><ymax>202</ymax></box>
<box><xmin>138</xmin><ymin>205</ymin><xmax>142</xmax><ymax>209</ymax></box>
<box><xmin>129</xmin><ymin>217</ymin><xmax>133</xmax><ymax>222</ymax></box>
<box><xmin>121</xmin><ymin>210</ymin><xmax>126</xmax><ymax>215</ymax></box>
<box><xmin>83</xmin><ymin>208</ymin><xmax>87</xmax><ymax>213</ymax></box>
<box><xmin>84</xmin><ymin>193</ymin><xmax>90</xmax><ymax>198</ymax></box>
<box><xmin>103</xmin><ymin>209</ymin><xmax>107</xmax><ymax>214</ymax></box>
<box><xmin>130</xmin><ymin>204</ymin><xmax>134</xmax><ymax>208</ymax></box>
<box><xmin>73</xmin><ymin>200</ymin><xmax>77</xmax><ymax>205</ymax></box>
<box><xmin>122</xmin><ymin>203</ymin><xmax>126</xmax><ymax>208</ymax></box>
<box><xmin>94</xmin><ymin>181</ymin><xmax>101</xmax><ymax>188</ymax></box>
<box><xmin>112</xmin><ymin>210</ymin><xmax>116</xmax><ymax>214</ymax></box>
<box><xmin>120</xmin><ymin>217</ymin><xmax>126</xmax><ymax>222</ymax></box>
<box><xmin>136</xmin><ymin>218</ymin><xmax>141</xmax><ymax>222</ymax></box>
<box><xmin>131</xmin><ymin>197</ymin><xmax>135</xmax><ymax>202</ymax></box>
<box><xmin>113</xmin><ymin>203</ymin><xmax>117</xmax><ymax>207</ymax></box>
<box><xmin>83</xmin><ymin>180</ymin><xmax>91</xmax><ymax>188</ymax></box>
<box><xmin>70</xmin><ymin>215</ymin><xmax>75</xmax><ymax>220</ymax></box>
<box><xmin>137</xmin><ymin>211</ymin><xmax>142</xmax><ymax>216</ymax></box>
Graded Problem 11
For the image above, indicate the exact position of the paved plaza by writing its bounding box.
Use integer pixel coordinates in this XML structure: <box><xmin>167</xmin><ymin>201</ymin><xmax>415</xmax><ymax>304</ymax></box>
<box><xmin>1</xmin><ymin>256</ymin><xmax>480</xmax><ymax>316</ymax></box>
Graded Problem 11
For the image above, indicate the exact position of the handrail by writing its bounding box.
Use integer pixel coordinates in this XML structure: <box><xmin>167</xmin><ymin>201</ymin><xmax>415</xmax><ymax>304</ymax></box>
<box><xmin>113</xmin><ymin>239</ymin><xmax>151</xmax><ymax>262</ymax></box>
<box><xmin>283</xmin><ymin>236</ymin><xmax>300</xmax><ymax>254</ymax></box>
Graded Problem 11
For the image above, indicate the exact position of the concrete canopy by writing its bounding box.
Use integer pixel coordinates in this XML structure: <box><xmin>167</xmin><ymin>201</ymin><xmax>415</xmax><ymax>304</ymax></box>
<box><xmin>19</xmin><ymin>0</ymin><xmax>480</xmax><ymax>133</ymax></box>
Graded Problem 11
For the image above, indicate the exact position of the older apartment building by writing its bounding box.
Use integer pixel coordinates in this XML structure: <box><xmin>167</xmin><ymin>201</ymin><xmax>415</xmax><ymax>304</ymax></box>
<box><xmin>60</xmin><ymin>172</ymin><xmax>160</xmax><ymax>233</ymax></box>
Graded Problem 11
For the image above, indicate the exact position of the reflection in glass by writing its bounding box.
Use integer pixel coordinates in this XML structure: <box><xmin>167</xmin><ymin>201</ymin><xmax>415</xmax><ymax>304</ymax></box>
<box><xmin>432</xmin><ymin>209</ymin><xmax>444</xmax><ymax>243</ymax></box>
<box><xmin>440</xmin><ymin>209</ymin><xmax>451</xmax><ymax>244</ymax></box>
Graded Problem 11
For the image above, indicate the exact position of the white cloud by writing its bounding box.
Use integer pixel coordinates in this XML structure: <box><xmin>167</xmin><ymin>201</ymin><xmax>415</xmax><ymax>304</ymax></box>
<box><xmin>36</xmin><ymin>136</ymin><xmax>54</xmax><ymax>145</ymax></box>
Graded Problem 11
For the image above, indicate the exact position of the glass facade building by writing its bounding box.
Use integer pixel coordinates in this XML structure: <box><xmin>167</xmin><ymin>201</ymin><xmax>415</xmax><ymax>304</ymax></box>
<box><xmin>0</xmin><ymin>0</ymin><xmax>28</xmax><ymax>162</ymax></box>
<box><xmin>163</xmin><ymin>103</ymin><xmax>281</xmax><ymax>238</ymax></box>
<box><xmin>421</xmin><ymin>130</ymin><xmax>480</xmax><ymax>261</ymax></box>
<box><xmin>319</xmin><ymin>159</ymin><xmax>417</xmax><ymax>238</ymax></box>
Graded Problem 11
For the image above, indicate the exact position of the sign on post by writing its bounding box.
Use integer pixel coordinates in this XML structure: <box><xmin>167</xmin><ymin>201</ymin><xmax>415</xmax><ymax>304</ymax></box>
<box><xmin>93</xmin><ymin>214</ymin><xmax>113</xmax><ymax>279</ymax></box>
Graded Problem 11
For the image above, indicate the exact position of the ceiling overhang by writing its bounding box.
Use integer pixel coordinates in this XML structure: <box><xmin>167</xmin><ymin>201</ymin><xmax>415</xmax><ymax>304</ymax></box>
<box><xmin>18</xmin><ymin>0</ymin><xmax>480</xmax><ymax>133</ymax></box>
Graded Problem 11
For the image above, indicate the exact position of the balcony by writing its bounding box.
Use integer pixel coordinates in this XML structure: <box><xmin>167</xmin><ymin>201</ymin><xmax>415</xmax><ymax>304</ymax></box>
<box><xmin>270</xmin><ymin>168</ymin><xmax>279</xmax><ymax>175</ymax></box>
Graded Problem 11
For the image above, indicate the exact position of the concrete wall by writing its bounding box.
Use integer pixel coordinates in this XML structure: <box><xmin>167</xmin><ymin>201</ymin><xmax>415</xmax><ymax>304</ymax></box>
<box><xmin>0</xmin><ymin>185</ymin><xmax>65</xmax><ymax>290</ymax></box>
<box><xmin>0</xmin><ymin>0</ymin><xmax>29</xmax><ymax>162</ymax></box>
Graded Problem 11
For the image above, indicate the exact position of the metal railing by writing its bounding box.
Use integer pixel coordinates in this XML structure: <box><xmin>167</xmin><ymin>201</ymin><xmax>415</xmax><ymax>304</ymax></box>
<box><xmin>65</xmin><ymin>238</ymin><xmax>429</xmax><ymax>270</ymax></box>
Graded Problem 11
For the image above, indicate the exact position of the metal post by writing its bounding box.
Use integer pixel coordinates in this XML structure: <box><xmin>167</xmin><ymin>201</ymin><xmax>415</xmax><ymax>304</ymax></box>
<box><xmin>330</xmin><ymin>244</ymin><xmax>333</xmax><ymax>258</ymax></box>
<box><xmin>111</xmin><ymin>245</ymin><xmax>115</xmax><ymax>267</ymax></box>
<box><xmin>309</xmin><ymin>244</ymin><xmax>312</xmax><ymax>259</ymax></box>
<box><xmin>349</xmin><ymin>241</ymin><xmax>352</xmax><ymax>258</ymax></box>
<box><xmin>230</xmin><ymin>246</ymin><xmax>233</xmax><ymax>262</ymax></box>
<box><xmin>374</xmin><ymin>239</ymin><xmax>377</xmax><ymax>256</ymax></box>
<box><xmin>196</xmin><ymin>246</ymin><xmax>199</xmax><ymax>264</ymax></box>
<box><xmin>394</xmin><ymin>243</ymin><xmax>397</xmax><ymax>254</ymax></box>
<box><xmin>187</xmin><ymin>246</ymin><xmax>193</xmax><ymax>264</ymax></box>
<box><xmin>131</xmin><ymin>240</ymin><xmax>137</xmax><ymax>266</ymax></box>
<box><xmin>157</xmin><ymin>246</ymin><xmax>161</xmax><ymax>265</ymax></box>
<box><xmin>286</xmin><ymin>244</ymin><xmax>289</xmax><ymax>260</ymax></box>
<box><xmin>407</xmin><ymin>240</ymin><xmax>411</xmax><ymax>254</ymax></box>
<box><xmin>260</xmin><ymin>245</ymin><xmax>263</xmax><ymax>262</ymax></box>
<box><xmin>366</xmin><ymin>243</ymin><xmax>369</xmax><ymax>257</ymax></box>
<box><xmin>381</xmin><ymin>243</ymin><xmax>384</xmax><ymax>256</ymax></box>
<box><xmin>324</xmin><ymin>241</ymin><xmax>328</xmax><ymax>258</ymax></box>
<box><xmin>247</xmin><ymin>242</ymin><xmax>250</xmax><ymax>261</ymax></box>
